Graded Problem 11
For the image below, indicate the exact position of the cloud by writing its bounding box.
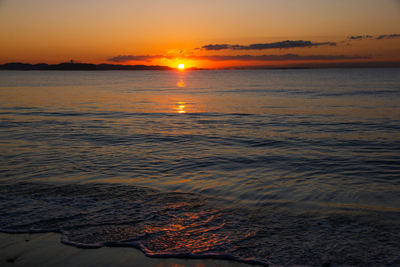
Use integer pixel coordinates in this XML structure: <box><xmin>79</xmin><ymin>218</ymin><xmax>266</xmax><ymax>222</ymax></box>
<box><xmin>202</xmin><ymin>40</ymin><xmax>336</xmax><ymax>51</ymax></box>
<box><xmin>347</xmin><ymin>35</ymin><xmax>373</xmax><ymax>40</ymax></box>
<box><xmin>347</xmin><ymin>34</ymin><xmax>400</xmax><ymax>41</ymax></box>
<box><xmin>107</xmin><ymin>55</ymin><xmax>164</xmax><ymax>62</ymax></box>
<box><xmin>202</xmin><ymin>44</ymin><xmax>231</xmax><ymax>51</ymax></box>
<box><xmin>376</xmin><ymin>34</ymin><xmax>400</xmax><ymax>40</ymax></box>
<box><xmin>202</xmin><ymin>35</ymin><xmax>400</xmax><ymax>51</ymax></box>
<box><xmin>193</xmin><ymin>54</ymin><xmax>369</xmax><ymax>62</ymax></box>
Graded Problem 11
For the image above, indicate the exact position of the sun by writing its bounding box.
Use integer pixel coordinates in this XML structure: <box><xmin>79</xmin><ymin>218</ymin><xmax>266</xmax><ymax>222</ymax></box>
<box><xmin>178</xmin><ymin>63</ymin><xmax>185</xmax><ymax>70</ymax></box>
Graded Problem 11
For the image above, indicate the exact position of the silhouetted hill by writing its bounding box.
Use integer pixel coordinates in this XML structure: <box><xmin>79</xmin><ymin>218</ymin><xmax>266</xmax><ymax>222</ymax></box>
<box><xmin>0</xmin><ymin>62</ymin><xmax>173</xmax><ymax>71</ymax></box>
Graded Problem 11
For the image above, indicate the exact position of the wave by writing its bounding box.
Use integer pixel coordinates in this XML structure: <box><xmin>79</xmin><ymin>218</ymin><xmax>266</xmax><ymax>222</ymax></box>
<box><xmin>1</xmin><ymin>181</ymin><xmax>399</xmax><ymax>266</ymax></box>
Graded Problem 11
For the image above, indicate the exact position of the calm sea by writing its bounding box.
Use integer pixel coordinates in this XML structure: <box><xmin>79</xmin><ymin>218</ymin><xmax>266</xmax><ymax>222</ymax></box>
<box><xmin>1</xmin><ymin>69</ymin><xmax>399</xmax><ymax>266</ymax></box>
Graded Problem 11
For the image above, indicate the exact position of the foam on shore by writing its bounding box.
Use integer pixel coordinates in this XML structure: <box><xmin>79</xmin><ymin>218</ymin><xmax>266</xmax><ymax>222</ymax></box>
<box><xmin>0</xmin><ymin>233</ymin><xmax>257</xmax><ymax>267</ymax></box>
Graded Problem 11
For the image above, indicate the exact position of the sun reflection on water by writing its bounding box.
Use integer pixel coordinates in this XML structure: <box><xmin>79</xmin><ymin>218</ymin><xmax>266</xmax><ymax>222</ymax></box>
<box><xmin>140</xmin><ymin>211</ymin><xmax>231</xmax><ymax>255</ymax></box>
<box><xmin>176</xmin><ymin>102</ymin><xmax>187</xmax><ymax>114</ymax></box>
<box><xmin>176</xmin><ymin>79</ymin><xmax>185</xmax><ymax>88</ymax></box>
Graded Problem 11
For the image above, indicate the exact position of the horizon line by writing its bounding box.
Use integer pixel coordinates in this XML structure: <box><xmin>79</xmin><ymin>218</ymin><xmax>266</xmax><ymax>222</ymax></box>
<box><xmin>1</xmin><ymin>61</ymin><xmax>400</xmax><ymax>71</ymax></box>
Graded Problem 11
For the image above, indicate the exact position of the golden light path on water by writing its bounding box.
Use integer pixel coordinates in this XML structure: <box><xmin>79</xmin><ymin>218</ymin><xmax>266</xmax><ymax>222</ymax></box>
<box><xmin>175</xmin><ymin>71</ymin><xmax>187</xmax><ymax>114</ymax></box>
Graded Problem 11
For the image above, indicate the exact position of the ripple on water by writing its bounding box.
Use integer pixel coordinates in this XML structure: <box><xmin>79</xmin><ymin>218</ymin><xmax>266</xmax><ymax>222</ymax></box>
<box><xmin>0</xmin><ymin>182</ymin><xmax>399</xmax><ymax>266</ymax></box>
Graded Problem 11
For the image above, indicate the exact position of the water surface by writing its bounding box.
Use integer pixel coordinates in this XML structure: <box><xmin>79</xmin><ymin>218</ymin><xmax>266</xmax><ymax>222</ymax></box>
<box><xmin>1</xmin><ymin>69</ymin><xmax>399</xmax><ymax>266</ymax></box>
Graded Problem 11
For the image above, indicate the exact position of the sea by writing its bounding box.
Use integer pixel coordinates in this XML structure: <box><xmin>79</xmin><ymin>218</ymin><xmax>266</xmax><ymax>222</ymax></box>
<box><xmin>0</xmin><ymin>69</ymin><xmax>399</xmax><ymax>266</ymax></box>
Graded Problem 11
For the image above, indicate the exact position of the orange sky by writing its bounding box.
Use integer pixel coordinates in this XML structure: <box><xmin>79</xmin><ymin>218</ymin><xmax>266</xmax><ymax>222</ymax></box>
<box><xmin>1</xmin><ymin>0</ymin><xmax>400</xmax><ymax>68</ymax></box>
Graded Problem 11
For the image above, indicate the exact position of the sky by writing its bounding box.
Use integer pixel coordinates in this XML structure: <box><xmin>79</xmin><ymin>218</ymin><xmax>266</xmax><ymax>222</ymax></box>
<box><xmin>1</xmin><ymin>0</ymin><xmax>400</xmax><ymax>68</ymax></box>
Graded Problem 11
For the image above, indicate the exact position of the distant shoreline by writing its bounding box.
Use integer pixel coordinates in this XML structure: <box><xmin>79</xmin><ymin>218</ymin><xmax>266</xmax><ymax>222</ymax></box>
<box><xmin>1</xmin><ymin>61</ymin><xmax>400</xmax><ymax>71</ymax></box>
<box><xmin>0</xmin><ymin>62</ymin><xmax>174</xmax><ymax>71</ymax></box>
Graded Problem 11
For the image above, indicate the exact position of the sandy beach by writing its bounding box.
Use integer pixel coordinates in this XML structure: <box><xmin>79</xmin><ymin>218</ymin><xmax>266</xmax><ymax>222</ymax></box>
<box><xmin>0</xmin><ymin>233</ymin><xmax>258</xmax><ymax>267</ymax></box>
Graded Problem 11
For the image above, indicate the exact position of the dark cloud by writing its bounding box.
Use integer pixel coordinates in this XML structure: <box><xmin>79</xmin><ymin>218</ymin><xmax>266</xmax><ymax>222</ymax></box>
<box><xmin>347</xmin><ymin>34</ymin><xmax>400</xmax><ymax>41</ymax></box>
<box><xmin>202</xmin><ymin>40</ymin><xmax>336</xmax><ymax>51</ymax></box>
<box><xmin>202</xmin><ymin>44</ymin><xmax>231</xmax><ymax>51</ymax></box>
<box><xmin>376</xmin><ymin>34</ymin><xmax>400</xmax><ymax>40</ymax></box>
<box><xmin>234</xmin><ymin>41</ymin><xmax>336</xmax><ymax>50</ymax></box>
<box><xmin>107</xmin><ymin>55</ymin><xmax>164</xmax><ymax>62</ymax></box>
<box><xmin>203</xmin><ymin>35</ymin><xmax>400</xmax><ymax>52</ymax></box>
<box><xmin>192</xmin><ymin>54</ymin><xmax>369</xmax><ymax>62</ymax></box>
<box><xmin>347</xmin><ymin>35</ymin><xmax>373</xmax><ymax>40</ymax></box>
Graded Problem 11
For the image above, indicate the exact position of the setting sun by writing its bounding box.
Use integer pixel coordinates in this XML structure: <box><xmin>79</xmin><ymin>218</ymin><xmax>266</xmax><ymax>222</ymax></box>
<box><xmin>178</xmin><ymin>64</ymin><xmax>185</xmax><ymax>70</ymax></box>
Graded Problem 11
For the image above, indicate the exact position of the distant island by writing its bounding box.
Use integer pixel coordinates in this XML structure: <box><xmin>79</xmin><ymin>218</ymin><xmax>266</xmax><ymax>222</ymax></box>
<box><xmin>0</xmin><ymin>62</ymin><xmax>174</xmax><ymax>71</ymax></box>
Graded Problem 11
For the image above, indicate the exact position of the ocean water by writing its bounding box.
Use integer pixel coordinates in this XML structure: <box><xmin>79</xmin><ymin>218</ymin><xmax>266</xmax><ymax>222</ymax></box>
<box><xmin>0</xmin><ymin>69</ymin><xmax>399</xmax><ymax>266</ymax></box>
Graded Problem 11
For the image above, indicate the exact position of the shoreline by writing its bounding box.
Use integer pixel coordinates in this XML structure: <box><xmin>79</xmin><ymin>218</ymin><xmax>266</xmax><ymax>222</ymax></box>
<box><xmin>0</xmin><ymin>233</ymin><xmax>260</xmax><ymax>267</ymax></box>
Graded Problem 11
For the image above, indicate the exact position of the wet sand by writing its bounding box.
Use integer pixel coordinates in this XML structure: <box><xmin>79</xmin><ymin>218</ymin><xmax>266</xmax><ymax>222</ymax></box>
<box><xmin>0</xmin><ymin>233</ymin><xmax>258</xmax><ymax>267</ymax></box>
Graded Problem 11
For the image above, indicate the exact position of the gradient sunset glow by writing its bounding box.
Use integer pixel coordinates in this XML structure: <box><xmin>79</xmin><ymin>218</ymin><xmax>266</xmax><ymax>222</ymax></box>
<box><xmin>1</xmin><ymin>0</ymin><xmax>400</xmax><ymax>68</ymax></box>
